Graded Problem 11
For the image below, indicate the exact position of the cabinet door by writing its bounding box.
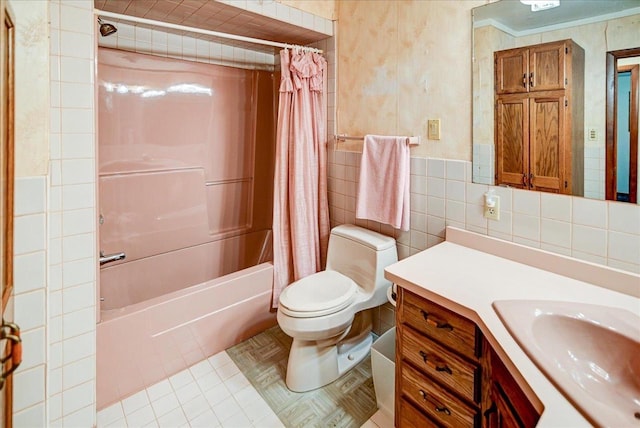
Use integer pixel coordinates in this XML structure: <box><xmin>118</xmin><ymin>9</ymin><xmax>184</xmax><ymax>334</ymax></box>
<box><xmin>529</xmin><ymin>42</ymin><xmax>566</xmax><ymax>92</ymax></box>
<box><xmin>495</xmin><ymin>48</ymin><xmax>528</xmax><ymax>95</ymax></box>
<box><xmin>496</xmin><ymin>96</ymin><xmax>528</xmax><ymax>188</ymax></box>
<box><xmin>485</xmin><ymin>382</ymin><xmax>525</xmax><ymax>428</ymax></box>
<box><xmin>529</xmin><ymin>94</ymin><xmax>565</xmax><ymax>193</ymax></box>
<box><xmin>485</xmin><ymin>345</ymin><xmax>541</xmax><ymax>428</ymax></box>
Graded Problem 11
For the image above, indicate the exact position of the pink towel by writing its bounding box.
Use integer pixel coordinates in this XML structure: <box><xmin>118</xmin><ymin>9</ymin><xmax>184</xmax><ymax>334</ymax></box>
<box><xmin>356</xmin><ymin>135</ymin><xmax>410</xmax><ymax>231</ymax></box>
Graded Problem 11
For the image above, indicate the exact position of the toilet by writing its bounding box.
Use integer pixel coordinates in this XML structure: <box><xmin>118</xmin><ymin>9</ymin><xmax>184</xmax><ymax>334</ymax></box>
<box><xmin>277</xmin><ymin>224</ymin><xmax>398</xmax><ymax>392</ymax></box>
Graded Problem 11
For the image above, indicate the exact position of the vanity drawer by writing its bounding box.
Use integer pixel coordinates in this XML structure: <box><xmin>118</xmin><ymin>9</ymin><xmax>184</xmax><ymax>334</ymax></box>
<box><xmin>402</xmin><ymin>290</ymin><xmax>480</xmax><ymax>359</ymax></box>
<box><xmin>397</xmin><ymin>398</ymin><xmax>439</xmax><ymax>428</ymax></box>
<box><xmin>402</xmin><ymin>326</ymin><xmax>481</xmax><ymax>404</ymax></box>
<box><xmin>401</xmin><ymin>363</ymin><xmax>480</xmax><ymax>428</ymax></box>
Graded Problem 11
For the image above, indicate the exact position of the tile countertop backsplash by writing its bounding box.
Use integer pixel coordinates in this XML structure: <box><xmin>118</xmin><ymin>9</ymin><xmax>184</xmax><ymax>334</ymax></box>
<box><xmin>327</xmin><ymin>152</ymin><xmax>640</xmax><ymax>277</ymax></box>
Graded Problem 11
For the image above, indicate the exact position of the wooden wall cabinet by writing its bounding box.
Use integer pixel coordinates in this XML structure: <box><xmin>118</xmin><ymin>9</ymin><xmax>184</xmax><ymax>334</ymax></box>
<box><xmin>395</xmin><ymin>288</ymin><xmax>541</xmax><ymax>428</ymax></box>
<box><xmin>494</xmin><ymin>40</ymin><xmax>584</xmax><ymax>195</ymax></box>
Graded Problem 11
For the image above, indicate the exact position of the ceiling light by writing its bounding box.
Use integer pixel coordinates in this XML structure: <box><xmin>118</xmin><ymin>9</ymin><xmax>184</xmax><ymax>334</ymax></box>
<box><xmin>520</xmin><ymin>0</ymin><xmax>560</xmax><ymax>12</ymax></box>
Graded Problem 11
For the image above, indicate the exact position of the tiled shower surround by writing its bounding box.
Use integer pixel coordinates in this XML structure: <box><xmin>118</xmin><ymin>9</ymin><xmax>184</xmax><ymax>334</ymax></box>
<box><xmin>328</xmin><ymin>151</ymin><xmax>640</xmax><ymax>335</ymax></box>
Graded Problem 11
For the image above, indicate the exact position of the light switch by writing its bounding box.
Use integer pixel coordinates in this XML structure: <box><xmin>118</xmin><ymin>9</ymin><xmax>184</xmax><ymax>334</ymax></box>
<box><xmin>428</xmin><ymin>119</ymin><xmax>441</xmax><ymax>140</ymax></box>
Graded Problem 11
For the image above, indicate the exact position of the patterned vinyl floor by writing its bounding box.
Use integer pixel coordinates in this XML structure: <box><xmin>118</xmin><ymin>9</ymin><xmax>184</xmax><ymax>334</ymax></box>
<box><xmin>227</xmin><ymin>326</ymin><xmax>378</xmax><ymax>428</ymax></box>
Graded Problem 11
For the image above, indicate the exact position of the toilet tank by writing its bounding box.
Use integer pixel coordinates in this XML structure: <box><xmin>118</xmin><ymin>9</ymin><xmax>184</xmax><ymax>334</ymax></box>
<box><xmin>326</xmin><ymin>225</ymin><xmax>398</xmax><ymax>294</ymax></box>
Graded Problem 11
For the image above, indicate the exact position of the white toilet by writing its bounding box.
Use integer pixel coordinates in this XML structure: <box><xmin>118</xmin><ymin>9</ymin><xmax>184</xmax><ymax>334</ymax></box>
<box><xmin>277</xmin><ymin>224</ymin><xmax>398</xmax><ymax>392</ymax></box>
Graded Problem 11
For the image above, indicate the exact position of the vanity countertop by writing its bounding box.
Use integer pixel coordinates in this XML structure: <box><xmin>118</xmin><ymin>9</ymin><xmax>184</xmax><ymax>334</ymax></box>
<box><xmin>384</xmin><ymin>227</ymin><xmax>640</xmax><ymax>427</ymax></box>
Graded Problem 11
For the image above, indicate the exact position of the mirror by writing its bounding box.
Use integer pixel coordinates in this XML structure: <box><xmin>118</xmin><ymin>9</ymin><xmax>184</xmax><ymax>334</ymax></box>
<box><xmin>606</xmin><ymin>48</ymin><xmax>639</xmax><ymax>203</ymax></box>
<box><xmin>472</xmin><ymin>0</ymin><xmax>640</xmax><ymax>201</ymax></box>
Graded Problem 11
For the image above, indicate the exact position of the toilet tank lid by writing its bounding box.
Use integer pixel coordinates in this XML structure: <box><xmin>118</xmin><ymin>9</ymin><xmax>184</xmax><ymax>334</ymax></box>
<box><xmin>331</xmin><ymin>225</ymin><xmax>396</xmax><ymax>251</ymax></box>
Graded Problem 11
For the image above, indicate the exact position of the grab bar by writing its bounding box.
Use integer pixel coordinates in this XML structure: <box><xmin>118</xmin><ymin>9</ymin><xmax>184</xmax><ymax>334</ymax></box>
<box><xmin>100</xmin><ymin>251</ymin><xmax>126</xmax><ymax>265</ymax></box>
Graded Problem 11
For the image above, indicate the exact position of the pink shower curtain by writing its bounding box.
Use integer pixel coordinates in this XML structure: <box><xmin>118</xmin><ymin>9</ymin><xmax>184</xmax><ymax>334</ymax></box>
<box><xmin>272</xmin><ymin>49</ymin><xmax>330</xmax><ymax>308</ymax></box>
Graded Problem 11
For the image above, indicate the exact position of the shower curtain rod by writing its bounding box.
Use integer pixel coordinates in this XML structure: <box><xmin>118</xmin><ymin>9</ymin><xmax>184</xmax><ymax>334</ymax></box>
<box><xmin>94</xmin><ymin>9</ymin><xmax>323</xmax><ymax>54</ymax></box>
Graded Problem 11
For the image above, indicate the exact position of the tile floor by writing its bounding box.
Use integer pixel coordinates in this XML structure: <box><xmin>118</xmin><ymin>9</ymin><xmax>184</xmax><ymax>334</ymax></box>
<box><xmin>97</xmin><ymin>350</ymin><xmax>392</xmax><ymax>428</ymax></box>
<box><xmin>227</xmin><ymin>326</ymin><xmax>377</xmax><ymax>427</ymax></box>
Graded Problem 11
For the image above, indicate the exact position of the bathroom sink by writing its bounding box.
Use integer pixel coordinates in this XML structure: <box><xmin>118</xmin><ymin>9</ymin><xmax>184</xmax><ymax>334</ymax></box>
<box><xmin>492</xmin><ymin>300</ymin><xmax>640</xmax><ymax>427</ymax></box>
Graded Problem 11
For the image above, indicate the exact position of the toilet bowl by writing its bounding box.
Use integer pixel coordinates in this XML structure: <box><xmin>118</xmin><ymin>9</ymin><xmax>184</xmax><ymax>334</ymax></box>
<box><xmin>277</xmin><ymin>224</ymin><xmax>398</xmax><ymax>392</ymax></box>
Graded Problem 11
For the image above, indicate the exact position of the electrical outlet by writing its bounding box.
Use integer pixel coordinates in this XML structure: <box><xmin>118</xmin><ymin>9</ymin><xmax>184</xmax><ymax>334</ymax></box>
<box><xmin>484</xmin><ymin>195</ymin><xmax>500</xmax><ymax>220</ymax></box>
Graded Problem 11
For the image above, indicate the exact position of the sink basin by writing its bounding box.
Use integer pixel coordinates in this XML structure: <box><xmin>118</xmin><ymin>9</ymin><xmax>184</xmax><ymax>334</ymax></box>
<box><xmin>493</xmin><ymin>300</ymin><xmax>640</xmax><ymax>427</ymax></box>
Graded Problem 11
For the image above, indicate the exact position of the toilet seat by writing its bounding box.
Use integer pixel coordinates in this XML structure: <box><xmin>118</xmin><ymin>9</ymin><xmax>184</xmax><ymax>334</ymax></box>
<box><xmin>279</xmin><ymin>271</ymin><xmax>358</xmax><ymax>318</ymax></box>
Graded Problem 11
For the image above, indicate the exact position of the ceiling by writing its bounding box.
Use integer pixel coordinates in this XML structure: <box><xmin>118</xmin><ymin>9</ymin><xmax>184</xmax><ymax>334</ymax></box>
<box><xmin>94</xmin><ymin>0</ymin><xmax>331</xmax><ymax>54</ymax></box>
<box><xmin>473</xmin><ymin>0</ymin><xmax>640</xmax><ymax>35</ymax></box>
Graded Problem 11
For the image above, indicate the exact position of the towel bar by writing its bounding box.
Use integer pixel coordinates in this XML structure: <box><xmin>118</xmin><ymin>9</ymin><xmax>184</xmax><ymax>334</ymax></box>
<box><xmin>335</xmin><ymin>134</ymin><xmax>421</xmax><ymax>145</ymax></box>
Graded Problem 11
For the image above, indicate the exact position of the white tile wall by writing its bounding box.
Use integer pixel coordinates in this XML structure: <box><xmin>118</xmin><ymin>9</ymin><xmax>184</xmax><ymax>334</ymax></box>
<box><xmin>584</xmin><ymin>144</ymin><xmax>605</xmax><ymax>200</ymax></box>
<box><xmin>13</xmin><ymin>177</ymin><xmax>48</xmax><ymax>426</ymax></box>
<box><xmin>49</xmin><ymin>0</ymin><xmax>97</xmax><ymax>426</ymax></box>
<box><xmin>220</xmin><ymin>0</ymin><xmax>334</xmax><ymax>35</ymax></box>
<box><xmin>328</xmin><ymin>152</ymin><xmax>640</xmax><ymax>334</ymax></box>
<box><xmin>472</xmin><ymin>143</ymin><xmax>493</xmax><ymax>185</ymax></box>
<box><xmin>97</xmin><ymin>21</ymin><xmax>277</xmax><ymax>71</ymax></box>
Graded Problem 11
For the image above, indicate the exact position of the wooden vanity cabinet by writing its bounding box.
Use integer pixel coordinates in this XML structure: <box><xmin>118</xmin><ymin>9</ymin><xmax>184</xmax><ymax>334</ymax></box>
<box><xmin>395</xmin><ymin>288</ymin><xmax>541</xmax><ymax>428</ymax></box>
<box><xmin>494</xmin><ymin>39</ymin><xmax>584</xmax><ymax>195</ymax></box>
<box><xmin>396</xmin><ymin>288</ymin><xmax>483</xmax><ymax>427</ymax></box>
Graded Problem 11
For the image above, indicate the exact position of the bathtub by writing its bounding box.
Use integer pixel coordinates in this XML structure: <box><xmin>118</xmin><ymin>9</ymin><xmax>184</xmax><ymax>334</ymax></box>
<box><xmin>96</xmin><ymin>262</ymin><xmax>277</xmax><ymax>410</ymax></box>
<box><xmin>96</xmin><ymin>48</ymin><xmax>279</xmax><ymax>410</ymax></box>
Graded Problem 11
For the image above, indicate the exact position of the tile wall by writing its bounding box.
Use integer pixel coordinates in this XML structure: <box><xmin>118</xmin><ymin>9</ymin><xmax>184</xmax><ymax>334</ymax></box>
<box><xmin>327</xmin><ymin>152</ymin><xmax>640</xmax><ymax>335</ymax></box>
<box><xmin>49</xmin><ymin>1</ymin><xmax>98</xmax><ymax>426</ymax></box>
<box><xmin>584</xmin><ymin>145</ymin><xmax>606</xmax><ymax>200</ymax></box>
<box><xmin>97</xmin><ymin>22</ymin><xmax>277</xmax><ymax>70</ymax></box>
<box><xmin>12</xmin><ymin>177</ymin><xmax>48</xmax><ymax>427</ymax></box>
<box><xmin>471</xmin><ymin>143</ymin><xmax>493</xmax><ymax>187</ymax></box>
<box><xmin>219</xmin><ymin>0</ymin><xmax>334</xmax><ymax>35</ymax></box>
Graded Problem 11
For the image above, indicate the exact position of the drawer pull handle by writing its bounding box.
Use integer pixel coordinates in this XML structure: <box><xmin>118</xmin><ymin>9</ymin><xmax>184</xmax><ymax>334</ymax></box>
<box><xmin>435</xmin><ymin>405</ymin><xmax>452</xmax><ymax>415</ymax></box>
<box><xmin>419</xmin><ymin>390</ymin><xmax>452</xmax><ymax>416</ymax></box>
<box><xmin>420</xmin><ymin>309</ymin><xmax>454</xmax><ymax>331</ymax></box>
<box><xmin>436</xmin><ymin>364</ymin><xmax>453</xmax><ymax>375</ymax></box>
<box><xmin>418</xmin><ymin>351</ymin><xmax>453</xmax><ymax>375</ymax></box>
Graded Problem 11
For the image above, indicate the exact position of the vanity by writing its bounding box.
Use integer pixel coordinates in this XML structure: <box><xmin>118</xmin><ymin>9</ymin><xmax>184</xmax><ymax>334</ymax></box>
<box><xmin>385</xmin><ymin>227</ymin><xmax>640</xmax><ymax>427</ymax></box>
